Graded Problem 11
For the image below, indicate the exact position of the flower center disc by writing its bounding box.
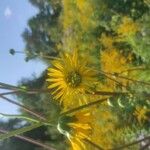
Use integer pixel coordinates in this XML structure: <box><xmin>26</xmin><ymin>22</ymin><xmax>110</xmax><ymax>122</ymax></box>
<box><xmin>66</xmin><ymin>71</ymin><xmax>82</xmax><ymax>87</ymax></box>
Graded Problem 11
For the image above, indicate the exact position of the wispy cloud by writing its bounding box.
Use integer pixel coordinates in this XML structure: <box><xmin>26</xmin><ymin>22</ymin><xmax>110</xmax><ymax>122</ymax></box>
<box><xmin>4</xmin><ymin>6</ymin><xmax>12</xmax><ymax>18</ymax></box>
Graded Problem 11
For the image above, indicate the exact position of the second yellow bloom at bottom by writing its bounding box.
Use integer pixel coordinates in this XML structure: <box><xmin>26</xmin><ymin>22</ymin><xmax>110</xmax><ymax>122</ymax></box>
<box><xmin>57</xmin><ymin>111</ymin><xmax>92</xmax><ymax>150</ymax></box>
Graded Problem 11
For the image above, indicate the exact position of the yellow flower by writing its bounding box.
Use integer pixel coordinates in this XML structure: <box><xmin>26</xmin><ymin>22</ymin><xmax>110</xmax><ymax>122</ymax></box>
<box><xmin>58</xmin><ymin>107</ymin><xmax>118</xmax><ymax>150</ymax></box>
<box><xmin>87</xmin><ymin>106</ymin><xmax>118</xmax><ymax>149</ymax></box>
<box><xmin>101</xmin><ymin>49</ymin><xmax>127</xmax><ymax>74</ymax></box>
<box><xmin>117</xmin><ymin>17</ymin><xmax>139</xmax><ymax>37</ymax></box>
<box><xmin>100</xmin><ymin>33</ymin><xmax>115</xmax><ymax>49</ymax></box>
<box><xmin>100</xmin><ymin>49</ymin><xmax>130</xmax><ymax>91</ymax></box>
<box><xmin>134</xmin><ymin>106</ymin><xmax>150</xmax><ymax>123</ymax></box>
<box><xmin>57</xmin><ymin>111</ymin><xmax>92</xmax><ymax>150</ymax></box>
<box><xmin>76</xmin><ymin>0</ymin><xmax>85</xmax><ymax>11</ymax></box>
<box><xmin>47</xmin><ymin>50</ymin><xmax>97</xmax><ymax>108</ymax></box>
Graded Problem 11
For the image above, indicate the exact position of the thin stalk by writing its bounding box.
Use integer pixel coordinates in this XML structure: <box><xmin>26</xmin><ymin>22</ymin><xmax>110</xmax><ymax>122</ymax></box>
<box><xmin>0</xmin><ymin>129</ymin><xmax>54</xmax><ymax>150</ymax></box>
<box><xmin>116</xmin><ymin>75</ymin><xmax>150</xmax><ymax>86</ymax></box>
<box><xmin>99</xmin><ymin>70</ymin><xmax>150</xmax><ymax>86</ymax></box>
<box><xmin>10</xmin><ymin>50</ymin><xmax>58</xmax><ymax>60</ymax></box>
<box><xmin>0</xmin><ymin>95</ymin><xmax>46</xmax><ymax>121</ymax></box>
<box><xmin>111</xmin><ymin>136</ymin><xmax>150</xmax><ymax>150</ymax></box>
<box><xmin>61</xmin><ymin>98</ymin><xmax>108</xmax><ymax>115</ymax></box>
<box><xmin>0</xmin><ymin>113</ymin><xmax>39</xmax><ymax>123</ymax></box>
<box><xmin>119</xmin><ymin>66</ymin><xmax>149</xmax><ymax>74</ymax></box>
<box><xmin>0</xmin><ymin>90</ymin><xmax>128</xmax><ymax>97</ymax></box>
<box><xmin>98</xmin><ymin>71</ymin><xmax>127</xmax><ymax>88</ymax></box>
<box><xmin>91</xmin><ymin>91</ymin><xmax>128</xmax><ymax>96</ymax></box>
<box><xmin>38</xmin><ymin>54</ymin><xmax>59</xmax><ymax>60</ymax></box>
<box><xmin>0</xmin><ymin>82</ymin><xmax>20</xmax><ymax>90</ymax></box>
<box><xmin>84</xmin><ymin>138</ymin><xmax>104</xmax><ymax>150</ymax></box>
<box><xmin>0</xmin><ymin>113</ymin><xmax>54</xmax><ymax>126</ymax></box>
<box><xmin>0</xmin><ymin>123</ymin><xmax>43</xmax><ymax>140</ymax></box>
<box><xmin>0</xmin><ymin>129</ymin><xmax>55</xmax><ymax>150</ymax></box>
<box><xmin>0</xmin><ymin>81</ymin><xmax>50</xmax><ymax>94</ymax></box>
<box><xmin>140</xmin><ymin>142</ymin><xmax>150</xmax><ymax>150</ymax></box>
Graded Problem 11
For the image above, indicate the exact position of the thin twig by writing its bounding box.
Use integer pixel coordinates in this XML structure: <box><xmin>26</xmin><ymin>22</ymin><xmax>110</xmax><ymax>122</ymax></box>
<box><xmin>99</xmin><ymin>71</ymin><xmax>127</xmax><ymax>88</ymax></box>
<box><xmin>61</xmin><ymin>98</ymin><xmax>108</xmax><ymax>115</ymax></box>
<box><xmin>111</xmin><ymin>136</ymin><xmax>150</xmax><ymax>150</ymax></box>
<box><xmin>140</xmin><ymin>142</ymin><xmax>150</xmax><ymax>150</ymax></box>
<box><xmin>0</xmin><ymin>113</ymin><xmax>39</xmax><ymax>123</ymax></box>
<box><xmin>0</xmin><ymin>95</ymin><xmax>46</xmax><ymax>121</ymax></box>
<box><xmin>0</xmin><ymin>129</ymin><xmax>56</xmax><ymax>150</ymax></box>
<box><xmin>84</xmin><ymin>138</ymin><xmax>104</xmax><ymax>150</ymax></box>
<box><xmin>0</xmin><ymin>91</ymin><xmax>20</xmax><ymax>96</ymax></box>
<box><xmin>0</xmin><ymin>89</ymin><xmax>50</xmax><ymax>96</ymax></box>
<box><xmin>91</xmin><ymin>91</ymin><xmax>128</xmax><ymax>96</ymax></box>
<box><xmin>116</xmin><ymin>75</ymin><xmax>150</xmax><ymax>86</ymax></box>
<box><xmin>99</xmin><ymin>70</ymin><xmax>150</xmax><ymax>86</ymax></box>
<box><xmin>0</xmin><ymin>82</ymin><xmax>50</xmax><ymax>94</ymax></box>
<box><xmin>119</xmin><ymin>66</ymin><xmax>149</xmax><ymax>74</ymax></box>
<box><xmin>0</xmin><ymin>123</ymin><xmax>43</xmax><ymax>140</ymax></box>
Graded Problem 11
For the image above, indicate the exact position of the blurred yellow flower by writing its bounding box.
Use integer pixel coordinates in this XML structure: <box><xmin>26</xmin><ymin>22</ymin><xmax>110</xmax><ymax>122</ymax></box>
<box><xmin>117</xmin><ymin>17</ymin><xmax>139</xmax><ymax>37</ymax></box>
<box><xmin>134</xmin><ymin>106</ymin><xmax>150</xmax><ymax>123</ymax></box>
<box><xmin>47</xmin><ymin>50</ymin><xmax>97</xmax><ymax>108</ymax></box>
<box><xmin>100</xmin><ymin>49</ymin><xmax>130</xmax><ymax>91</ymax></box>
<box><xmin>100</xmin><ymin>33</ymin><xmax>115</xmax><ymax>49</ymax></box>
<box><xmin>101</xmin><ymin>49</ymin><xmax>127</xmax><ymax>74</ymax></box>
<box><xmin>87</xmin><ymin>107</ymin><xmax>118</xmax><ymax>149</ymax></box>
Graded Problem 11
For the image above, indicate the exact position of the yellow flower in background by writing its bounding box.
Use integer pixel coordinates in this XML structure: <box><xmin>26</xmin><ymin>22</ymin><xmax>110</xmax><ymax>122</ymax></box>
<box><xmin>117</xmin><ymin>17</ymin><xmax>139</xmax><ymax>37</ymax></box>
<box><xmin>100</xmin><ymin>33</ymin><xmax>115</xmax><ymax>49</ymax></box>
<box><xmin>101</xmin><ymin>49</ymin><xmax>127</xmax><ymax>74</ymax></box>
<box><xmin>57</xmin><ymin>111</ymin><xmax>92</xmax><ymax>150</ymax></box>
<box><xmin>57</xmin><ymin>107</ymin><xmax>118</xmax><ymax>150</ymax></box>
<box><xmin>47</xmin><ymin>50</ymin><xmax>97</xmax><ymax>108</ymax></box>
<box><xmin>76</xmin><ymin>0</ymin><xmax>85</xmax><ymax>11</ymax></box>
<box><xmin>87</xmin><ymin>106</ymin><xmax>118</xmax><ymax>149</ymax></box>
<box><xmin>134</xmin><ymin>106</ymin><xmax>150</xmax><ymax>123</ymax></box>
<box><xmin>100</xmin><ymin>49</ymin><xmax>130</xmax><ymax>91</ymax></box>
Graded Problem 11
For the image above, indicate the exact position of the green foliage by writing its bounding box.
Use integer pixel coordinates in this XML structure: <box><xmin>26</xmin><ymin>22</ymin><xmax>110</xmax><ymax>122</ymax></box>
<box><xmin>23</xmin><ymin>0</ymin><xmax>62</xmax><ymax>61</ymax></box>
<box><xmin>1</xmin><ymin>0</ymin><xmax>150</xmax><ymax>149</ymax></box>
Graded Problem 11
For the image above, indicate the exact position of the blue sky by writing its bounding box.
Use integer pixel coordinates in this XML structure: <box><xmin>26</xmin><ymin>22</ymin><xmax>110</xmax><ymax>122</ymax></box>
<box><xmin>0</xmin><ymin>0</ymin><xmax>47</xmax><ymax>117</ymax></box>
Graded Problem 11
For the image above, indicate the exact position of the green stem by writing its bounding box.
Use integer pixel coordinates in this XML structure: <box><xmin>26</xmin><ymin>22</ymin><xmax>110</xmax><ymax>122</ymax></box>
<box><xmin>116</xmin><ymin>75</ymin><xmax>150</xmax><ymax>86</ymax></box>
<box><xmin>0</xmin><ymin>113</ymin><xmax>39</xmax><ymax>123</ymax></box>
<box><xmin>0</xmin><ymin>123</ymin><xmax>43</xmax><ymax>140</ymax></box>
<box><xmin>98</xmin><ymin>69</ymin><xmax>150</xmax><ymax>87</ymax></box>
<box><xmin>0</xmin><ymin>82</ymin><xmax>27</xmax><ymax>93</ymax></box>
<box><xmin>119</xmin><ymin>66</ymin><xmax>149</xmax><ymax>74</ymax></box>
<box><xmin>91</xmin><ymin>91</ymin><xmax>128</xmax><ymax>96</ymax></box>
<box><xmin>0</xmin><ymin>113</ymin><xmax>55</xmax><ymax>127</ymax></box>
<box><xmin>0</xmin><ymin>95</ymin><xmax>46</xmax><ymax>121</ymax></box>
<box><xmin>98</xmin><ymin>71</ymin><xmax>127</xmax><ymax>88</ymax></box>
<box><xmin>61</xmin><ymin>98</ymin><xmax>108</xmax><ymax>115</ymax></box>
<box><xmin>84</xmin><ymin>138</ymin><xmax>104</xmax><ymax>150</ymax></box>
<box><xmin>0</xmin><ymin>81</ymin><xmax>50</xmax><ymax>94</ymax></box>
<box><xmin>0</xmin><ymin>129</ymin><xmax>55</xmax><ymax>150</ymax></box>
<box><xmin>10</xmin><ymin>49</ymin><xmax>58</xmax><ymax>60</ymax></box>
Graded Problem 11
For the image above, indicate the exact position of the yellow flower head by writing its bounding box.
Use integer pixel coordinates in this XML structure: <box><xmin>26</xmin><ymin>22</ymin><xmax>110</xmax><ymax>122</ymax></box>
<box><xmin>117</xmin><ymin>17</ymin><xmax>139</xmax><ymax>37</ymax></box>
<box><xmin>57</xmin><ymin>111</ymin><xmax>92</xmax><ymax>150</ymax></box>
<box><xmin>47</xmin><ymin>50</ymin><xmax>97</xmax><ymax>108</ymax></box>
<box><xmin>57</xmin><ymin>107</ymin><xmax>118</xmax><ymax>150</ymax></box>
